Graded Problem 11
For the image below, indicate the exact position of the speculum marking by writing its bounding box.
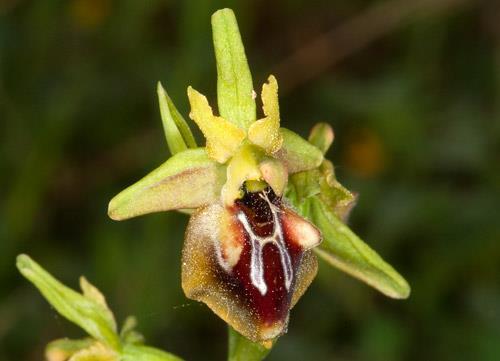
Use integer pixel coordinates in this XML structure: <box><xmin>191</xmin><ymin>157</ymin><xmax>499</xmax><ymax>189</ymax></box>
<box><xmin>236</xmin><ymin>191</ymin><xmax>293</xmax><ymax>296</ymax></box>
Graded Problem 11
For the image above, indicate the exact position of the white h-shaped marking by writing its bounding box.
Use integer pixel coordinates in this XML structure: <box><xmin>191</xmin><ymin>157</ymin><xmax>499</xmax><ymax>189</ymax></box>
<box><xmin>236</xmin><ymin>192</ymin><xmax>293</xmax><ymax>296</ymax></box>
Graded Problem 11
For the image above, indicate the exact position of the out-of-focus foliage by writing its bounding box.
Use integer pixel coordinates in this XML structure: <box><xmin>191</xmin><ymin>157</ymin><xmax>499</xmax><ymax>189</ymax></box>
<box><xmin>16</xmin><ymin>254</ymin><xmax>182</xmax><ymax>361</ymax></box>
<box><xmin>1</xmin><ymin>0</ymin><xmax>499</xmax><ymax>360</ymax></box>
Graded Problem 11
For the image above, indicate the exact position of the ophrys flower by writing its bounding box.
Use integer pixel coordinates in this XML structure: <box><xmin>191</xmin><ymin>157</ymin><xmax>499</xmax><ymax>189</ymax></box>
<box><xmin>108</xmin><ymin>8</ymin><xmax>409</xmax><ymax>344</ymax></box>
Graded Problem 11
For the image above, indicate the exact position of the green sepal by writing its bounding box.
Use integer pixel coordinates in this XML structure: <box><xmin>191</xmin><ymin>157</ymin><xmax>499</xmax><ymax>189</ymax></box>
<box><xmin>277</xmin><ymin>128</ymin><xmax>323</xmax><ymax>173</ymax></box>
<box><xmin>212</xmin><ymin>8</ymin><xmax>256</xmax><ymax>129</ymax></box>
<box><xmin>308</xmin><ymin>198</ymin><xmax>411</xmax><ymax>299</ymax></box>
<box><xmin>16</xmin><ymin>255</ymin><xmax>121</xmax><ymax>350</ymax></box>
<box><xmin>228</xmin><ymin>326</ymin><xmax>272</xmax><ymax>361</ymax></box>
<box><xmin>108</xmin><ymin>148</ymin><xmax>225</xmax><ymax>220</ymax></box>
<box><xmin>80</xmin><ymin>276</ymin><xmax>117</xmax><ymax>332</ymax></box>
<box><xmin>157</xmin><ymin>82</ymin><xmax>197</xmax><ymax>155</ymax></box>
<box><xmin>122</xmin><ymin>344</ymin><xmax>184</xmax><ymax>361</ymax></box>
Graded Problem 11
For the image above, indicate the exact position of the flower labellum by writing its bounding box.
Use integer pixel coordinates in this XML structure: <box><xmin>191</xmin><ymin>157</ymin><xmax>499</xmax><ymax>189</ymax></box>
<box><xmin>182</xmin><ymin>187</ymin><xmax>321</xmax><ymax>341</ymax></box>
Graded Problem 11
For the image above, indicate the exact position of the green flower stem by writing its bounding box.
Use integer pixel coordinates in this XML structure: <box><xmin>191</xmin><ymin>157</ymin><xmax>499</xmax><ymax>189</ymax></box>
<box><xmin>228</xmin><ymin>326</ymin><xmax>272</xmax><ymax>361</ymax></box>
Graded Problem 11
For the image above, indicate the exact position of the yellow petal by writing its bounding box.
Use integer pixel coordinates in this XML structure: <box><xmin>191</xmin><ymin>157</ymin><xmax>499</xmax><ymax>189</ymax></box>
<box><xmin>248</xmin><ymin>75</ymin><xmax>283</xmax><ymax>154</ymax></box>
<box><xmin>187</xmin><ymin>86</ymin><xmax>245</xmax><ymax>163</ymax></box>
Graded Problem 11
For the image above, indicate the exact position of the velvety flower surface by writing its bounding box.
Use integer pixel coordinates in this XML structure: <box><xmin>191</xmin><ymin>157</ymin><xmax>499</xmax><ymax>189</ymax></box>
<box><xmin>108</xmin><ymin>8</ymin><xmax>409</xmax><ymax>344</ymax></box>
<box><xmin>182</xmin><ymin>186</ymin><xmax>321</xmax><ymax>341</ymax></box>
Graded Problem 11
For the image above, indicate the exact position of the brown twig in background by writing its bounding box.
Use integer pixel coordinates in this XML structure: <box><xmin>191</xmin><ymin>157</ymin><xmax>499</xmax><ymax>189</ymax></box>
<box><xmin>275</xmin><ymin>0</ymin><xmax>476</xmax><ymax>94</ymax></box>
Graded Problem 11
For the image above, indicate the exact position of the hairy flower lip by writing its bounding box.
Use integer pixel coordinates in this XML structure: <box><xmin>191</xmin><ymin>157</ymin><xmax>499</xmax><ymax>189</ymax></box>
<box><xmin>182</xmin><ymin>187</ymin><xmax>321</xmax><ymax>342</ymax></box>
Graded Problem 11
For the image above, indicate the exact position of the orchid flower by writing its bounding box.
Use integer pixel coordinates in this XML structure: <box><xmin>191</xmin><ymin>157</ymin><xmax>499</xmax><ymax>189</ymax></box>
<box><xmin>108</xmin><ymin>8</ymin><xmax>409</xmax><ymax>345</ymax></box>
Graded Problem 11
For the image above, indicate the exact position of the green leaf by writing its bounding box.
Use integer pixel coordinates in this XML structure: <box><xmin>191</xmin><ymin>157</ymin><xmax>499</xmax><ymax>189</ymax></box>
<box><xmin>228</xmin><ymin>326</ymin><xmax>271</xmax><ymax>361</ymax></box>
<box><xmin>80</xmin><ymin>277</ymin><xmax>117</xmax><ymax>332</ymax></box>
<box><xmin>157</xmin><ymin>82</ymin><xmax>197</xmax><ymax>155</ymax></box>
<box><xmin>309</xmin><ymin>198</ymin><xmax>411</xmax><ymax>299</ymax></box>
<box><xmin>122</xmin><ymin>344</ymin><xmax>184</xmax><ymax>361</ymax></box>
<box><xmin>276</xmin><ymin>128</ymin><xmax>323</xmax><ymax>173</ymax></box>
<box><xmin>16</xmin><ymin>255</ymin><xmax>121</xmax><ymax>349</ymax></box>
<box><xmin>212</xmin><ymin>8</ymin><xmax>256</xmax><ymax>129</ymax></box>
<box><xmin>108</xmin><ymin>148</ymin><xmax>225</xmax><ymax>220</ymax></box>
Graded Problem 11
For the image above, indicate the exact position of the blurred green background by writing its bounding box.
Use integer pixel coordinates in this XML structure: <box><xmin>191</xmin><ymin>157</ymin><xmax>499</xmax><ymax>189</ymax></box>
<box><xmin>1</xmin><ymin>0</ymin><xmax>499</xmax><ymax>360</ymax></box>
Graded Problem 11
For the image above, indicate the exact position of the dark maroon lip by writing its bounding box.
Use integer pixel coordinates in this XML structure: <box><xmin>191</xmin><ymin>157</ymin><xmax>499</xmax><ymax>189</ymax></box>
<box><xmin>215</xmin><ymin>187</ymin><xmax>306</xmax><ymax>326</ymax></box>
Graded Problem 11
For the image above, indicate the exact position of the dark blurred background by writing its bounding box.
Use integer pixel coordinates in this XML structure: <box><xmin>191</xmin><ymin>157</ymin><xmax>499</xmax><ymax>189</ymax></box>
<box><xmin>1</xmin><ymin>0</ymin><xmax>499</xmax><ymax>360</ymax></box>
